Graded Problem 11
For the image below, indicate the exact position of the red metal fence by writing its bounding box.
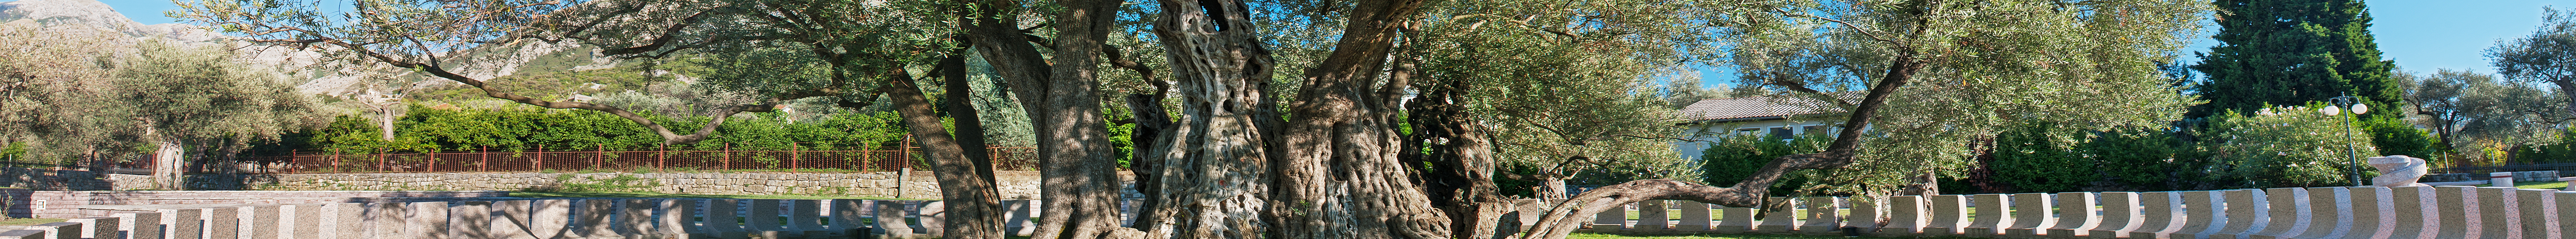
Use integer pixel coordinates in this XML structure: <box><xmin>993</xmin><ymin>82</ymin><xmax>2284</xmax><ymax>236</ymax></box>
<box><xmin>225</xmin><ymin>144</ymin><xmax>1040</xmax><ymax>174</ymax></box>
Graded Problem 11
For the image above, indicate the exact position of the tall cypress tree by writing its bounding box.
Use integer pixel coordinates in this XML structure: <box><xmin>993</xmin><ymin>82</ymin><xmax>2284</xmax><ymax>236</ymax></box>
<box><xmin>2191</xmin><ymin>0</ymin><xmax>2402</xmax><ymax>119</ymax></box>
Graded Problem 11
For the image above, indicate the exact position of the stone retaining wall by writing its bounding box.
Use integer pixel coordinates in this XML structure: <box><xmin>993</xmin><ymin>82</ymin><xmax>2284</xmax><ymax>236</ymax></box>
<box><xmin>22</xmin><ymin>190</ymin><xmax>511</xmax><ymax>218</ymax></box>
<box><xmin>201</xmin><ymin>171</ymin><xmax>1059</xmax><ymax>200</ymax></box>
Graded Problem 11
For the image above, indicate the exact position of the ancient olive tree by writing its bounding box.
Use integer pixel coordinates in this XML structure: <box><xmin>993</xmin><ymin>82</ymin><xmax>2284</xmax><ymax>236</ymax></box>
<box><xmin>0</xmin><ymin>20</ymin><xmax>322</xmax><ymax>189</ymax></box>
<box><xmin>2491</xmin><ymin>7</ymin><xmax>2576</xmax><ymax>123</ymax></box>
<box><xmin>1516</xmin><ymin>0</ymin><xmax>2208</xmax><ymax>238</ymax></box>
<box><xmin>175</xmin><ymin>0</ymin><xmax>874</xmax><ymax>145</ymax></box>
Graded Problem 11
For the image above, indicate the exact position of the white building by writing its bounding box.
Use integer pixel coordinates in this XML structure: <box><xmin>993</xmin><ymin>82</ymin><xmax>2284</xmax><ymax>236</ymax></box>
<box><xmin>1673</xmin><ymin>95</ymin><xmax>1847</xmax><ymax>160</ymax></box>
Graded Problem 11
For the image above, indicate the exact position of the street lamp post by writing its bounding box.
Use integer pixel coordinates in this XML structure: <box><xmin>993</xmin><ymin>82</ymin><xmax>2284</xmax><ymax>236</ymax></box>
<box><xmin>2327</xmin><ymin>94</ymin><xmax>2369</xmax><ymax>187</ymax></box>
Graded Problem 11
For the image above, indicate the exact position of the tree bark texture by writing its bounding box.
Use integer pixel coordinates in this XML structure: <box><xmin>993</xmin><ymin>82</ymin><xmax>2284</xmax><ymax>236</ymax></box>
<box><xmin>936</xmin><ymin>53</ymin><xmax>997</xmax><ymax>181</ymax></box>
<box><xmin>1111</xmin><ymin>46</ymin><xmax>1174</xmax><ymax>230</ymax></box>
<box><xmin>1141</xmin><ymin>0</ymin><xmax>1279</xmax><ymax>237</ymax></box>
<box><xmin>1148</xmin><ymin>0</ymin><xmax>1446</xmax><ymax>238</ymax></box>
<box><xmin>962</xmin><ymin>0</ymin><xmax>1139</xmax><ymax>238</ymax></box>
<box><xmin>883</xmin><ymin>67</ymin><xmax>1007</xmax><ymax>239</ymax></box>
<box><xmin>1400</xmin><ymin>65</ymin><xmax>1508</xmax><ymax>239</ymax></box>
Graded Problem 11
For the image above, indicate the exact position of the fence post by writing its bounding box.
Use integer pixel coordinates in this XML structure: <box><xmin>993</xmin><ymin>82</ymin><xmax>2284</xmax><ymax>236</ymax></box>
<box><xmin>723</xmin><ymin>143</ymin><xmax>733</xmax><ymax>171</ymax></box>
<box><xmin>480</xmin><ymin>145</ymin><xmax>489</xmax><ymax>171</ymax></box>
<box><xmin>790</xmin><ymin>143</ymin><xmax>801</xmax><ymax>173</ymax></box>
<box><xmin>594</xmin><ymin>144</ymin><xmax>604</xmax><ymax>171</ymax></box>
<box><xmin>376</xmin><ymin>149</ymin><xmax>387</xmax><ymax>173</ymax></box>
<box><xmin>657</xmin><ymin>145</ymin><xmax>667</xmax><ymax>173</ymax></box>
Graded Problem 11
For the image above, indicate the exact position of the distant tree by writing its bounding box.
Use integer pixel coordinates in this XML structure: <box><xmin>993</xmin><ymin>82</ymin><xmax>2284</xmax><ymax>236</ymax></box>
<box><xmin>2491</xmin><ymin>7</ymin><xmax>2576</xmax><ymax>124</ymax></box>
<box><xmin>2407</xmin><ymin>69</ymin><xmax>2568</xmax><ymax>165</ymax></box>
<box><xmin>2192</xmin><ymin>0</ymin><xmax>2402</xmax><ymax>119</ymax></box>
<box><xmin>115</xmin><ymin>43</ymin><xmax>325</xmax><ymax>189</ymax></box>
<box><xmin>1517</xmin><ymin>0</ymin><xmax>2207</xmax><ymax>237</ymax></box>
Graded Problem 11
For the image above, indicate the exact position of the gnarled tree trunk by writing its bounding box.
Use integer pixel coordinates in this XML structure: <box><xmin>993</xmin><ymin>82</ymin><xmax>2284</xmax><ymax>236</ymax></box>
<box><xmin>961</xmin><ymin>0</ymin><xmax>1139</xmax><ymax>238</ymax></box>
<box><xmin>882</xmin><ymin>66</ymin><xmax>1005</xmax><ymax>239</ymax></box>
<box><xmin>1400</xmin><ymin>65</ymin><xmax>1508</xmax><ymax>239</ymax></box>
<box><xmin>1147</xmin><ymin>0</ymin><xmax>1447</xmax><ymax>238</ymax></box>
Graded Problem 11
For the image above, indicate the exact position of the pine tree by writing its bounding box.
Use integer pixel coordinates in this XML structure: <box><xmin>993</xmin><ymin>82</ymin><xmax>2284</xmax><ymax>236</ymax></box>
<box><xmin>2192</xmin><ymin>0</ymin><xmax>2403</xmax><ymax>119</ymax></box>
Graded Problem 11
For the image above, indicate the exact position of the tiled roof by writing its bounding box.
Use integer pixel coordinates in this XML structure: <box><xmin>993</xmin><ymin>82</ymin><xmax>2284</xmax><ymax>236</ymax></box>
<box><xmin>1678</xmin><ymin>95</ymin><xmax>1842</xmax><ymax>121</ymax></box>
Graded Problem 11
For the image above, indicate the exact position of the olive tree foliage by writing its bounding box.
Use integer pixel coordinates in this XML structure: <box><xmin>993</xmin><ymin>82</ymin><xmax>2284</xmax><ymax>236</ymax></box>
<box><xmin>2403</xmin><ymin>69</ymin><xmax>2568</xmax><ymax>163</ymax></box>
<box><xmin>2490</xmin><ymin>7</ymin><xmax>2576</xmax><ymax>126</ymax></box>
<box><xmin>1517</xmin><ymin>0</ymin><xmax>2206</xmax><ymax>238</ymax></box>
<box><xmin>0</xmin><ymin>20</ymin><xmax>321</xmax><ymax>188</ymax></box>
<box><xmin>174</xmin><ymin>0</ymin><xmax>903</xmax><ymax>145</ymax></box>
<box><xmin>1400</xmin><ymin>0</ymin><xmax>1718</xmax><ymax>205</ymax></box>
<box><xmin>0</xmin><ymin>20</ymin><xmax>130</xmax><ymax>163</ymax></box>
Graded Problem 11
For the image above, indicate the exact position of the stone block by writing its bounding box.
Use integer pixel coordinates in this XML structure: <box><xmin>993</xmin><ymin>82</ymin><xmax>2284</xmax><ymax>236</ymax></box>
<box><xmin>205</xmin><ymin>207</ymin><xmax>237</xmax><ymax>239</ymax></box>
<box><xmin>2288</xmin><ymin>188</ymin><xmax>2348</xmax><ymax>239</ymax></box>
<box><xmin>2046</xmin><ymin>192</ymin><xmax>2098</xmax><ymax>237</ymax></box>
<box><xmin>2136</xmin><ymin>192</ymin><xmax>2187</xmax><ymax>239</ymax></box>
<box><xmin>323</xmin><ymin>203</ymin><xmax>364</xmax><ymax>239</ymax></box>
<box><xmin>1877</xmin><ymin>196</ymin><xmax>1924</xmax><ymax>236</ymax></box>
<box><xmin>2476</xmin><ymin>187</ymin><xmax>2517</xmax><ymax>239</ymax></box>
<box><xmin>449</xmin><ymin>201</ymin><xmax>493</xmax><ymax>239</ymax></box>
<box><xmin>1758</xmin><ymin>197</ymin><xmax>1798</xmax><ymax>233</ymax></box>
<box><xmin>875</xmin><ymin>201</ymin><xmax>914</xmax><ymax>238</ymax></box>
<box><xmin>1712</xmin><ymin>207</ymin><xmax>1754</xmax><ymax>233</ymax></box>
<box><xmin>1796</xmin><ymin>197</ymin><xmax>1839</xmax><ymax>234</ymax></box>
<box><xmin>1635</xmin><ymin>200</ymin><xmax>1669</xmax><ymax>232</ymax></box>
<box><xmin>2390</xmin><ymin>186</ymin><xmax>2436</xmax><ymax>239</ymax></box>
<box><xmin>529</xmin><ymin>200</ymin><xmax>572</xmax><ymax>239</ymax></box>
<box><xmin>2176</xmin><ymin>190</ymin><xmax>2222</xmax><ymax>239</ymax></box>
<box><xmin>34</xmin><ymin>222</ymin><xmax>77</xmax><ymax>239</ymax></box>
<box><xmin>831</xmin><ymin>199</ymin><xmax>866</xmax><ymax>236</ymax></box>
<box><xmin>2433</xmin><ymin>186</ymin><xmax>2473</xmax><ymax>239</ymax></box>
<box><xmin>1589</xmin><ymin>202</ymin><xmax>1627</xmax><ymax>231</ymax></box>
<box><xmin>570</xmin><ymin>200</ymin><xmax>614</xmax><ymax>239</ymax></box>
<box><xmin>1924</xmin><ymin>195</ymin><xmax>1967</xmax><ymax>235</ymax></box>
<box><xmin>244</xmin><ymin>205</ymin><xmax>279</xmax><ymax>239</ymax></box>
<box><xmin>2087</xmin><ymin>192</ymin><xmax>2139</xmax><ymax>238</ymax></box>
<box><xmin>405</xmin><ymin>202</ymin><xmax>449</xmax><ymax>239</ymax></box>
<box><xmin>159</xmin><ymin>208</ymin><xmax>200</xmax><ymax>239</ymax></box>
<box><xmin>489</xmin><ymin>201</ymin><xmax>538</xmax><ymax>239</ymax></box>
<box><xmin>115</xmin><ymin>212</ymin><xmax>161</xmax><ymax>239</ymax></box>
<box><xmin>68</xmin><ymin>217</ymin><xmax>118</xmax><ymax>239</ymax></box>
<box><xmin>918</xmin><ymin>201</ymin><xmax>946</xmax><ymax>237</ymax></box>
<box><xmin>1674</xmin><ymin>200</ymin><xmax>1712</xmax><ymax>231</ymax></box>
<box><xmin>2215</xmin><ymin>188</ymin><xmax>2269</xmax><ymax>239</ymax></box>
<box><xmin>2004</xmin><ymin>193</ymin><xmax>2054</xmax><ymax>237</ymax></box>
<box><xmin>363</xmin><ymin>203</ymin><xmax>405</xmax><ymax>238</ymax></box>
<box><xmin>2514</xmin><ymin>188</ymin><xmax>2555</xmax><ymax>239</ymax></box>
<box><xmin>705</xmin><ymin>199</ymin><xmax>749</xmax><ymax>239</ymax></box>
<box><xmin>656</xmin><ymin>200</ymin><xmax>698</xmax><ymax>236</ymax></box>
<box><xmin>617</xmin><ymin>199</ymin><xmax>654</xmax><ymax>235</ymax></box>
<box><xmin>1964</xmin><ymin>194</ymin><xmax>2011</xmax><ymax>235</ymax></box>
<box><xmin>1844</xmin><ymin>196</ymin><xmax>1880</xmax><ymax>235</ymax></box>
<box><xmin>0</xmin><ymin>227</ymin><xmax>43</xmax><ymax>239</ymax></box>
<box><xmin>792</xmin><ymin>199</ymin><xmax>828</xmax><ymax>236</ymax></box>
<box><xmin>748</xmin><ymin>199</ymin><xmax>787</xmax><ymax>234</ymax></box>
<box><xmin>2341</xmin><ymin>187</ymin><xmax>2389</xmax><ymax>239</ymax></box>
<box><xmin>1004</xmin><ymin>200</ymin><xmax>1035</xmax><ymax>236</ymax></box>
<box><xmin>2238</xmin><ymin>188</ymin><xmax>2302</xmax><ymax>239</ymax></box>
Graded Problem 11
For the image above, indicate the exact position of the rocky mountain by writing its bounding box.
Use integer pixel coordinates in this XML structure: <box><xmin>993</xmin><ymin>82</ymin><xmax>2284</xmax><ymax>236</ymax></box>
<box><xmin>0</xmin><ymin>0</ymin><xmax>621</xmax><ymax>99</ymax></box>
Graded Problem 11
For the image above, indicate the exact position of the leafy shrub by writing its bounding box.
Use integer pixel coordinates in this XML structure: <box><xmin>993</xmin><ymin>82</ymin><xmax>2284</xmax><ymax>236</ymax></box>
<box><xmin>1699</xmin><ymin>133</ymin><xmax>1827</xmax><ymax>190</ymax></box>
<box><xmin>2200</xmin><ymin>104</ymin><xmax>2377</xmax><ymax>188</ymax></box>
<box><xmin>1988</xmin><ymin>121</ymin><xmax>2090</xmax><ymax>193</ymax></box>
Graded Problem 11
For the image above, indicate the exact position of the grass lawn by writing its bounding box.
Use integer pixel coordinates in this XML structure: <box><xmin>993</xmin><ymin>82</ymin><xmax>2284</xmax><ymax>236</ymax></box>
<box><xmin>510</xmin><ymin>191</ymin><xmax>919</xmax><ymax>200</ymax></box>
<box><xmin>2513</xmin><ymin>180</ymin><xmax>2566</xmax><ymax>190</ymax></box>
<box><xmin>0</xmin><ymin>218</ymin><xmax>64</xmax><ymax>226</ymax></box>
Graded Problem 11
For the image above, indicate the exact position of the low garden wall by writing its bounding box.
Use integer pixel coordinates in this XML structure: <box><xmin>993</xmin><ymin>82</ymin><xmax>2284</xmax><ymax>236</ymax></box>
<box><xmin>193</xmin><ymin>171</ymin><xmax>1083</xmax><ymax>200</ymax></box>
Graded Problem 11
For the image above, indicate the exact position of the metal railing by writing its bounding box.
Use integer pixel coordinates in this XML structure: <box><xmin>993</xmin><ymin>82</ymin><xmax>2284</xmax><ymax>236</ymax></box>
<box><xmin>224</xmin><ymin>143</ymin><xmax>1040</xmax><ymax>174</ymax></box>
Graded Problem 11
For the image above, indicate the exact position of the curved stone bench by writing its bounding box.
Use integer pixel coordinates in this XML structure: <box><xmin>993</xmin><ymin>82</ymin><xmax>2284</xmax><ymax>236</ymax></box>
<box><xmin>0</xmin><ymin>198</ymin><xmax>1046</xmax><ymax>239</ymax></box>
<box><xmin>1555</xmin><ymin>185</ymin><xmax>2564</xmax><ymax>239</ymax></box>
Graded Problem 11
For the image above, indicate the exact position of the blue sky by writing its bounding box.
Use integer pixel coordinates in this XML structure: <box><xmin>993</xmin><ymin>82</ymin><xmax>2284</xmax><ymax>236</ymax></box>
<box><xmin>55</xmin><ymin>0</ymin><xmax>2576</xmax><ymax>85</ymax></box>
